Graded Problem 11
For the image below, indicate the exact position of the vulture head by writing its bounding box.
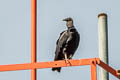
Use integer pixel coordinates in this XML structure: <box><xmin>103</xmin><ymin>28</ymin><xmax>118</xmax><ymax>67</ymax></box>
<box><xmin>63</xmin><ymin>17</ymin><xmax>74</xmax><ymax>28</ymax></box>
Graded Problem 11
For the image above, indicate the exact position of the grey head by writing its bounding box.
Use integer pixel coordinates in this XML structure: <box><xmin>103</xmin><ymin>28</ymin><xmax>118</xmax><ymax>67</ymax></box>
<box><xmin>63</xmin><ymin>17</ymin><xmax>74</xmax><ymax>28</ymax></box>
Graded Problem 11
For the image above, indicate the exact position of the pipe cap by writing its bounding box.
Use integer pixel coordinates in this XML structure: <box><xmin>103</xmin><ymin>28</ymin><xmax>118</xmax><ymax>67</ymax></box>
<box><xmin>98</xmin><ymin>13</ymin><xmax>107</xmax><ymax>18</ymax></box>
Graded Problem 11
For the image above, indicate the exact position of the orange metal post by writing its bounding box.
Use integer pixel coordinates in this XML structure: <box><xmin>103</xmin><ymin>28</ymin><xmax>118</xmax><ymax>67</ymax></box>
<box><xmin>90</xmin><ymin>60</ymin><xmax>97</xmax><ymax>80</ymax></box>
<box><xmin>31</xmin><ymin>0</ymin><xmax>37</xmax><ymax>80</ymax></box>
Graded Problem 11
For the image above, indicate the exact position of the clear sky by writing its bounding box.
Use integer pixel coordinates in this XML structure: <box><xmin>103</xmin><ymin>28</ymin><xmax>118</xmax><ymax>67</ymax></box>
<box><xmin>0</xmin><ymin>0</ymin><xmax>120</xmax><ymax>80</ymax></box>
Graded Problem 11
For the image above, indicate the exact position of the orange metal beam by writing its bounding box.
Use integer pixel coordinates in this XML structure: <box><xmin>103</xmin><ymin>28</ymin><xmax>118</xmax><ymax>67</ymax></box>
<box><xmin>98</xmin><ymin>60</ymin><xmax>119</xmax><ymax>79</ymax></box>
<box><xmin>117</xmin><ymin>70</ymin><xmax>120</xmax><ymax>78</ymax></box>
<box><xmin>0</xmin><ymin>57</ymin><xmax>119</xmax><ymax>79</ymax></box>
<box><xmin>31</xmin><ymin>0</ymin><xmax>37</xmax><ymax>80</ymax></box>
<box><xmin>0</xmin><ymin>58</ymin><xmax>99</xmax><ymax>72</ymax></box>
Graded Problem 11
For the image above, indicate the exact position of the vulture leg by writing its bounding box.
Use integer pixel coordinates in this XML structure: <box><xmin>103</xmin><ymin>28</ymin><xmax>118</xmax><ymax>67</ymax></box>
<box><xmin>68</xmin><ymin>54</ymin><xmax>73</xmax><ymax>59</ymax></box>
<box><xmin>64</xmin><ymin>53</ymin><xmax>68</xmax><ymax>60</ymax></box>
<box><xmin>64</xmin><ymin>53</ymin><xmax>70</xmax><ymax>64</ymax></box>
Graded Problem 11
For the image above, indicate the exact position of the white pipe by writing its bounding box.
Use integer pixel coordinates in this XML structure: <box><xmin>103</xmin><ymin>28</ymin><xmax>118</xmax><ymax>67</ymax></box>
<box><xmin>98</xmin><ymin>13</ymin><xmax>109</xmax><ymax>80</ymax></box>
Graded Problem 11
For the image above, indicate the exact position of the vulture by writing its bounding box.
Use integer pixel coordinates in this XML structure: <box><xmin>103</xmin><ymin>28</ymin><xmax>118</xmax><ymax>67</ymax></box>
<box><xmin>52</xmin><ymin>17</ymin><xmax>80</xmax><ymax>72</ymax></box>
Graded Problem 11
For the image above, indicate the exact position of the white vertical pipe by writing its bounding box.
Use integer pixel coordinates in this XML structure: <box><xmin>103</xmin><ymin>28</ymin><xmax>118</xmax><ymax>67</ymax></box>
<box><xmin>98</xmin><ymin>13</ymin><xmax>109</xmax><ymax>80</ymax></box>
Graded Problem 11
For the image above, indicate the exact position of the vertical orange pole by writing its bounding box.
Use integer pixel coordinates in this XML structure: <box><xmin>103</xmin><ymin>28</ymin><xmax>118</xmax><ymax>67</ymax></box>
<box><xmin>91</xmin><ymin>61</ymin><xmax>97</xmax><ymax>80</ymax></box>
<box><xmin>31</xmin><ymin>0</ymin><xmax>37</xmax><ymax>80</ymax></box>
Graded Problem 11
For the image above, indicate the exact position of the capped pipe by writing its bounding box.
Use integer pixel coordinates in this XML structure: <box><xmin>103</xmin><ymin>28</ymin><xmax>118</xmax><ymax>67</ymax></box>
<box><xmin>98</xmin><ymin>13</ymin><xmax>109</xmax><ymax>80</ymax></box>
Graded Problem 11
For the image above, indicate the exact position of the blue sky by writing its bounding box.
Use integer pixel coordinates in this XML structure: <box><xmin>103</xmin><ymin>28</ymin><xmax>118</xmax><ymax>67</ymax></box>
<box><xmin>0</xmin><ymin>0</ymin><xmax>120</xmax><ymax>80</ymax></box>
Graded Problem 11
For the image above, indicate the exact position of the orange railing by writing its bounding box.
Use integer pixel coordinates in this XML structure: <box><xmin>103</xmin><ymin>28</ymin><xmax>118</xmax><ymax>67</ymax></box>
<box><xmin>0</xmin><ymin>58</ymin><xmax>119</xmax><ymax>80</ymax></box>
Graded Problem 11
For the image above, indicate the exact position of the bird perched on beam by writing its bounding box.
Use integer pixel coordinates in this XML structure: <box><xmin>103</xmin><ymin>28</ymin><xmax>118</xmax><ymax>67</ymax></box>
<box><xmin>52</xmin><ymin>17</ymin><xmax>80</xmax><ymax>72</ymax></box>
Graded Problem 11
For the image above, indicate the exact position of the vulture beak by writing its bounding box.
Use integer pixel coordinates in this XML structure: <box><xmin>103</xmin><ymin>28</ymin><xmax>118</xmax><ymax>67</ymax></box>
<box><xmin>62</xmin><ymin>18</ymin><xmax>67</xmax><ymax>21</ymax></box>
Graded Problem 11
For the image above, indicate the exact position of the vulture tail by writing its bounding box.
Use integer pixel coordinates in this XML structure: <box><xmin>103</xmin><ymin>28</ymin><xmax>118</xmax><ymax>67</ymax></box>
<box><xmin>52</xmin><ymin>67</ymin><xmax>61</xmax><ymax>72</ymax></box>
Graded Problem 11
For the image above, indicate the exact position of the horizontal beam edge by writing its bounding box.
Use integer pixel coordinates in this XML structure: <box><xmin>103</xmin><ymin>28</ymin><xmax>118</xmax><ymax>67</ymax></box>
<box><xmin>0</xmin><ymin>58</ymin><xmax>99</xmax><ymax>72</ymax></box>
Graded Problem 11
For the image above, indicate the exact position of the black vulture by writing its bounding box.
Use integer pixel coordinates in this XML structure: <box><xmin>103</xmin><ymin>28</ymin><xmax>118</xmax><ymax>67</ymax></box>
<box><xmin>52</xmin><ymin>17</ymin><xmax>80</xmax><ymax>72</ymax></box>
